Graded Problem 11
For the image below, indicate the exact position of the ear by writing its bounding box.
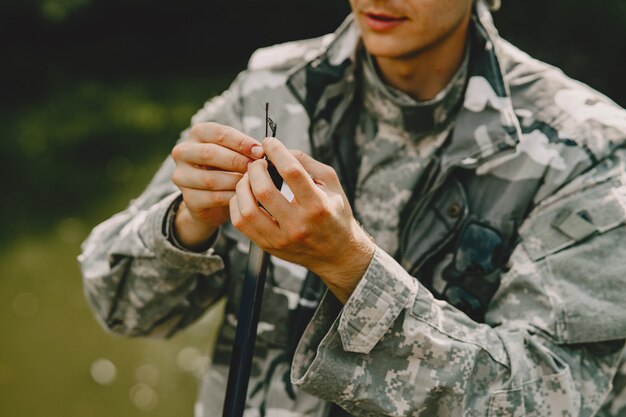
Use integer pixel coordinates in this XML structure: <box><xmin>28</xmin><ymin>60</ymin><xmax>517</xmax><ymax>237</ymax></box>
<box><xmin>484</xmin><ymin>0</ymin><xmax>501</xmax><ymax>11</ymax></box>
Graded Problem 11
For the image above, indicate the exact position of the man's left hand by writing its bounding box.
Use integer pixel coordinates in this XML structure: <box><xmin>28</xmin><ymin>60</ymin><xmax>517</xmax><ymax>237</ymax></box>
<box><xmin>229</xmin><ymin>137</ymin><xmax>375</xmax><ymax>303</ymax></box>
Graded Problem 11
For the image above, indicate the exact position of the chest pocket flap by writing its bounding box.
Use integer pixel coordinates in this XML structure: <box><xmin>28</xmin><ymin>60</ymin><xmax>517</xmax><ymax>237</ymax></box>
<box><xmin>520</xmin><ymin>181</ymin><xmax>626</xmax><ymax>262</ymax></box>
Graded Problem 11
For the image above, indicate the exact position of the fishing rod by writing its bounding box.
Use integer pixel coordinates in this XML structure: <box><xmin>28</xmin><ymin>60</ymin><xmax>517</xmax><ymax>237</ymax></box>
<box><xmin>222</xmin><ymin>103</ymin><xmax>282</xmax><ymax>417</ymax></box>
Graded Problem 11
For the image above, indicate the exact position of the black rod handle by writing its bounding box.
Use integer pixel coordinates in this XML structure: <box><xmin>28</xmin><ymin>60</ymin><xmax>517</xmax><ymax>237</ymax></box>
<box><xmin>222</xmin><ymin>243</ymin><xmax>270</xmax><ymax>417</ymax></box>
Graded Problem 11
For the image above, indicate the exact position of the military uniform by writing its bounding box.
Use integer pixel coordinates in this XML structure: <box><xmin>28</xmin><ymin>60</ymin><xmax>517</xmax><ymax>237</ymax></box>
<box><xmin>79</xmin><ymin>1</ymin><xmax>626</xmax><ymax>416</ymax></box>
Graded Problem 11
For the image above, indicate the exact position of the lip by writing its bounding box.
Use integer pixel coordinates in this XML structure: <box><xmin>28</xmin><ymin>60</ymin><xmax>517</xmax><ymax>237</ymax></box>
<box><xmin>362</xmin><ymin>11</ymin><xmax>408</xmax><ymax>32</ymax></box>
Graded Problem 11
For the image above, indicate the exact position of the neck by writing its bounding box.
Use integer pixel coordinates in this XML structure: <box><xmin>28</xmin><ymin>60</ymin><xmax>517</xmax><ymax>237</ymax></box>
<box><xmin>374</xmin><ymin>15</ymin><xmax>471</xmax><ymax>101</ymax></box>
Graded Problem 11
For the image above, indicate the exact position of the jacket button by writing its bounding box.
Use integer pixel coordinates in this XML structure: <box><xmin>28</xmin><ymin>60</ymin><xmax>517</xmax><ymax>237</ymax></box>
<box><xmin>447</xmin><ymin>203</ymin><xmax>463</xmax><ymax>218</ymax></box>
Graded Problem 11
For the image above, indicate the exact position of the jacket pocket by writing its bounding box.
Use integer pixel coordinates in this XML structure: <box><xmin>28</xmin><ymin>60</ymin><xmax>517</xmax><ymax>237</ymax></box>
<box><xmin>488</xmin><ymin>366</ymin><xmax>581</xmax><ymax>417</ymax></box>
<box><xmin>401</xmin><ymin>179</ymin><xmax>468</xmax><ymax>273</ymax></box>
<box><xmin>518</xmin><ymin>181</ymin><xmax>626</xmax><ymax>344</ymax></box>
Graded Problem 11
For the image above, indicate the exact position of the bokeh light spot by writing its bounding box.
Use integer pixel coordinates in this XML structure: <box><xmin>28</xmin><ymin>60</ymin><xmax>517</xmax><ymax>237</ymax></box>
<box><xmin>90</xmin><ymin>358</ymin><xmax>117</xmax><ymax>385</ymax></box>
<box><xmin>191</xmin><ymin>356</ymin><xmax>210</xmax><ymax>380</ymax></box>
<box><xmin>176</xmin><ymin>346</ymin><xmax>200</xmax><ymax>372</ymax></box>
<box><xmin>130</xmin><ymin>383</ymin><xmax>158</xmax><ymax>411</ymax></box>
<box><xmin>12</xmin><ymin>292</ymin><xmax>39</xmax><ymax>317</ymax></box>
<box><xmin>177</xmin><ymin>346</ymin><xmax>209</xmax><ymax>378</ymax></box>
<box><xmin>135</xmin><ymin>363</ymin><xmax>160</xmax><ymax>386</ymax></box>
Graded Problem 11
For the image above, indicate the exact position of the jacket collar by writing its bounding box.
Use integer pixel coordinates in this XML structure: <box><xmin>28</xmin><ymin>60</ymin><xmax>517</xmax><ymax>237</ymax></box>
<box><xmin>286</xmin><ymin>0</ymin><xmax>522</xmax><ymax>169</ymax></box>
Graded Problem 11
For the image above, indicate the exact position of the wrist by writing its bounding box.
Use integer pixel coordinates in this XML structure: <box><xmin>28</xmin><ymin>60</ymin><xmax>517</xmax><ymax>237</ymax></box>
<box><xmin>315</xmin><ymin>220</ymin><xmax>376</xmax><ymax>303</ymax></box>
<box><xmin>173</xmin><ymin>202</ymin><xmax>219</xmax><ymax>252</ymax></box>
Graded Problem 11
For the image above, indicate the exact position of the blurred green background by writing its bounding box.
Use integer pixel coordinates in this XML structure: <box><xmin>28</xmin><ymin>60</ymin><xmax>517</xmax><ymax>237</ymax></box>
<box><xmin>1</xmin><ymin>1</ymin><xmax>624</xmax><ymax>416</ymax></box>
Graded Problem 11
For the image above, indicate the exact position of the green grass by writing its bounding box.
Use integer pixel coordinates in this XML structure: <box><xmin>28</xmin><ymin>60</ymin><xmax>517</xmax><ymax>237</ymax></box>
<box><xmin>0</xmin><ymin>155</ymin><xmax>225</xmax><ymax>417</ymax></box>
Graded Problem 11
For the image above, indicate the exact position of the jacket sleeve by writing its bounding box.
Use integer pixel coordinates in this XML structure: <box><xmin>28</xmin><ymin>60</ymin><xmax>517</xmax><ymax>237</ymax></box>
<box><xmin>291</xmin><ymin>158</ymin><xmax>626</xmax><ymax>416</ymax></box>
<box><xmin>78</xmin><ymin>73</ymin><xmax>246</xmax><ymax>338</ymax></box>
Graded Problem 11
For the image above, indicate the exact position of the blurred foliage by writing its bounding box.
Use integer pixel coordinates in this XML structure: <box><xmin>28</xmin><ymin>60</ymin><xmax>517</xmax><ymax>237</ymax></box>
<box><xmin>1</xmin><ymin>74</ymin><xmax>232</xmax><ymax>241</ymax></box>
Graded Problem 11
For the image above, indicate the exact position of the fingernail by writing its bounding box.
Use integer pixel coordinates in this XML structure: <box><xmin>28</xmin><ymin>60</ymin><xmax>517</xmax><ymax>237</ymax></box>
<box><xmin>251</xmin><ymin>146</ymin><xmax>264</xmax><ymax>158</ymax></box>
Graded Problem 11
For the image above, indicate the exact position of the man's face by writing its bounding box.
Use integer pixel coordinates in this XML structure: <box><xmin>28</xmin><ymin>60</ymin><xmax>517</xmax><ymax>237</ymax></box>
<box><xmin>349</xmin><ymin>0</ymin><xmax>473</xmax><ymax>59</ymax></box>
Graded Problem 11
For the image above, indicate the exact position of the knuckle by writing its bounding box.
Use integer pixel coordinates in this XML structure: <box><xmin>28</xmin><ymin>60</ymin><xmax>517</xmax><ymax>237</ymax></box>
<box><xmin>288</xmin><ymin>225</ymin><xmax>309</xmax><ymax>243</ymax></box>
<box><xmin>202</xmin><ymin>173</ymin><xmax>215</xmax><ymax>190</ymax></box>
<box><xmin>308</xmin><ymin>201</ymin><xmax>330</xmax><ymax>220</ymax></box>
<box><xmin>200</xmin><ymin>144</ymin><xmax>216</xmax><ymax>163</ymax></box>
<box><xmin>240</xmin><ymin>207</ymin><xmax>257</xmax><ymax>222</ymax></box>
<box><xmin>171</xmin><ymin>169</ymin><xmax>183</xmax><ymax>186</ymax></box>
<box><xmin>231</xmin><ymin>215</ymin><xmax>244</xmax><ymax>229</ymax></box>
<box><xmin>255</xmin><ymin>186</ymin><xmax>274</xmax><ymax>203</ymax></box>
<box><xmin>237</xmin><ymin>135</ymin><xmax>248</xmax><ymax>151</ymax></box>
<box><xmin>213</xmin><ymin>124</ymin><xmax>230</xmax><ymax>144</ymax></box>
<box><xmin>189</xmin><ymin>123</ymin><xmax>203</xmax><ymax>137</ymax></box>
<box><xmin>273</xmin><ymin>238</ymin><xmax>289</xmax><ymax>251</ymax></box>
<box><xmin>171</xmin><ymin>144</ymin><xmax>184</xmax><ymax>161</ymax></box>
<box><xmin>321</xmin><ymin>164</ymin><xmax>337</xmax><ymax>179</ymax></box>
<box><xmin>232</xmin><ymin>153</ymin><xmax>249</xmax><ymax>171</ymax></box>
<box><xmin>208</xmin><ymin>192</ymin><xmax>227</xmax><ymax>207</ymax></box>
<box><xmin>283</xmin><ymin>165</ymin><xmax>304</xmax><ymax>181</ymax></box>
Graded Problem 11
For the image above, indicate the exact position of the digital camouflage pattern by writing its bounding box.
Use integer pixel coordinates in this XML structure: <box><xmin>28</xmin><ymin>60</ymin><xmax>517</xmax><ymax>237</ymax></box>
<box><xmin>79</xmin><ymin>1</ymin><xmax>626</xmax><ymax>416</ymax></box>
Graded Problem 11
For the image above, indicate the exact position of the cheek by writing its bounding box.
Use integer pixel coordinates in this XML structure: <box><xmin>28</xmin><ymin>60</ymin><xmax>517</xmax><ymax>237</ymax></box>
<box><xmin>404</xmin><ymin>1</ymin><xmax>471</xmax><ymax>50</ymax></box>
<box><xmin>348</xmin><ymin>0</ymin><xmax>358</xmax><ymax>13</ymax></box>
<box><xmin>406</xmin><ymin>0</ymin><xmax>467</xmax><ymax>33</ymax></box>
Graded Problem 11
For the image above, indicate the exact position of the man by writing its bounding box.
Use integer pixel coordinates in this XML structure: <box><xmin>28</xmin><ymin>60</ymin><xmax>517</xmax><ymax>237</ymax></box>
<box><xmin>79</xmin><ymin>0</ymin><xmax>626</xmax><ymax>415</ymax></box>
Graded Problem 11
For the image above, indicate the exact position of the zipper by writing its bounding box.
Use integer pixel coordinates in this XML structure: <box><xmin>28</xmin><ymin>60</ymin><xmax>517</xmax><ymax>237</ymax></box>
<box><xmin>398</xmin><ymin>156</ymin><xmax>446</xmax><ymax>262</ymax></box>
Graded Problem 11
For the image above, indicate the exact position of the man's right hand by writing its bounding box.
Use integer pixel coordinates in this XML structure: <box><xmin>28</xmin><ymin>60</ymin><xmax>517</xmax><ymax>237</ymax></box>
<box><xmin>171</xmin><ymin>122</ymin><xmax>265</xmax><ymax>251</ymax></box>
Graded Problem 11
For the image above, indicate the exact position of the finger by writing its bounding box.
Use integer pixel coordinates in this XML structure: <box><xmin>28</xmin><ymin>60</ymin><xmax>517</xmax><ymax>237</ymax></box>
<box><xmin>262</xmin><ymin>137</ymin><xmax>321</xmax><ymax>204</ymax></box>
<box><xmin>234</xmin><ymin>174</ymin><xmax>280</xmax><ymax>235</ymax></box>
<box><xmin>229</xmin><ymin>196</ymin><xmax>273</xmax><ymax>249</ymax></box>
<box><xmin>289</xmin><ymin>149</ymin><xmax>339</xmax><ymax>187</ymax></box>
<box><xmin>181</xmin><ymin>188</ymin><xmax>235</xmax><ymax>211</ymax></box>
<box><xmin>190</xmin><ymin>122</ymin><xmax>265</xmax><ymax>159</ymax></box>
<box><xmin>247</xmin><ymin>159</ymin><xmax>291</xmax><ymax>218</ymax></box>
<box><xmin>174</xmin><ymin>142</ymin><xmax>253</xmax><ymax>173</ymax></box>
<box><xmin>173</xmin><ymin>166</ymin><xmax>242</xmax><ymax>191</ymax></box>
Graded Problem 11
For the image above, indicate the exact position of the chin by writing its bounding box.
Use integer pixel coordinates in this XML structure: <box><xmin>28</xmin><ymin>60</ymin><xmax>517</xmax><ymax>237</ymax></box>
<box><xmin>361</xmin><ymin>35</ymin><xmax>424</xmax><ymax>60</ymax></box>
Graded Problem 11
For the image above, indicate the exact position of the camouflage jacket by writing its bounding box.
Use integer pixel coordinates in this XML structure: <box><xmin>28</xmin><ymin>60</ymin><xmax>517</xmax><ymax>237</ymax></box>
<box><xmin>79</xmin><ymin>2</ymin><xmax>626</xmax><ymax>416</ymax></box>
